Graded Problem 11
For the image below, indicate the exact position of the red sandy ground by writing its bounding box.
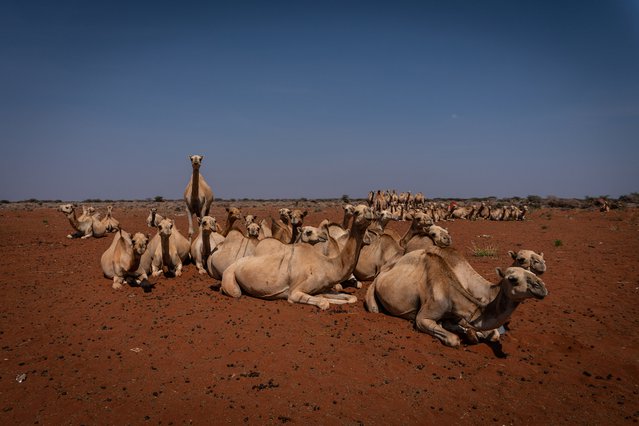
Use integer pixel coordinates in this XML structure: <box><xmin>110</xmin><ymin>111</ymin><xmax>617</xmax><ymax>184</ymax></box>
<box><xmin>0</xmin><ymin>202</ymin><xmax>638</xmax><ymax>425</ymax></box>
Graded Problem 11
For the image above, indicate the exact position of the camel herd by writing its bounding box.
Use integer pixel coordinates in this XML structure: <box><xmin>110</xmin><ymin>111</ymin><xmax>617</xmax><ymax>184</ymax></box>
<box><xmin>368</xmin><ymin>189</ymin><xmax>529</xmax><ymax>222</ymax></box>
<box><xmin>58</xmin><ymin>155</ymin><xmax>548</xmax><ymax>347</ymax></box>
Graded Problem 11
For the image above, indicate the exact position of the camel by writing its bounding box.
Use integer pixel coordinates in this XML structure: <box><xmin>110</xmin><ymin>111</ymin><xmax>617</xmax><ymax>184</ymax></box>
<box><xmin>58</xmin><ymin>204</ymin><xmax>107</xmax><ymax>239</ymax></box>
<box><xmin>78</xmin><ymin>205</ymin><xmax>97</xmax><ymax>222</ymax></box>
<box><xmin>355</xmin><ymin>220</ymin><xmax>450</xmax><ymax>281</ymax></box>
<box><xmin>101</xmin><ymin>230</ymin><xmax>150</xmax><ymax>289</ymax></box>
<box><xmin>216</xmin><ymin>207</ymin><xmax>243</xmax><ymax>237</ymax></box>
<box><xmin>220</xmin><ymin>206</ymin><xmax>375</xmax><ymax>309</ymax></box>
<box><xmin>146</xmin><ymin>208</ymin><xmax>164</xmax><ymax>228</ymax></box>
<box><xmin>476</xmin><ymin>202</ymin><xmax>491</xmax><ymax>220</ymax></box>
<box><xmin>207</xmin><ymin>223</ymin><xmax>261</xmax><ymax>280</ymax></box>
<box><xmin>414</xmin><ymin>192</ymin><xmax>425</xmax><ymax>209</ymax></box>
<box><xmin>450</xmin><ymin>204</ymin><xmax>475</xmax><ymax>220</ymax></box>
<box><xmin>490</xmin><ymin>206</ymin><xmax>505</xmax><ymax>221</ymax></box>
<box><xmin>184</xmin><ymin>154</ymin><xmax>214</xmax><ymax>237</ymax></box>
<box><xmin>516</xmin><ymin>205</ymin><xmax>529</xmax><ymax>221</ymax></box>
<box><xmin>373</xmin><ymin>190</ymin><xmax>387</xmax><ymax>212</ymax></box>
<box><xmin>509</xmin><ymin>250</ymin><xmax>546</xmax><ymax>275</ymax></box>
<box><xmin>271</xmin><ymin>209</ymin><xmax>307</xmax><ymax>244</ymax></box>
<box><xmin>190</xmin><ymin>216</ymin><xmax>225</xmax><ymax>274</ymax></box>
<box><xmin>101</xmin><ymin>205</ymin><xmax>119</xmax><ymax>232</ymax></box>
<box><xmin>149</xmin><ymin>218</ymin><xmax>191</xmax><ymax>277</ymax></box>
<box><xmin>365</xmin><ymin>249</ymin><xmax>548</xmax><ymax>347</ymax></box>
<box><xmin>404</xmin><ymin>224</ymin><xmax>452</xmax><ymax>253</ymax></box>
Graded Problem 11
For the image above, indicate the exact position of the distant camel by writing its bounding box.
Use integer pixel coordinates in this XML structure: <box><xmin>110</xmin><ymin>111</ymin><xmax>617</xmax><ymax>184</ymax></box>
<box><xmin>58</xmin><ymin>204</ymin><xmax>107</xmax><ymax>239</ymax></box>
<box><xmin>101</xmin><ymin>205</ymin><xmax>119</xmax><ymax>232</ymax></box>
<box><xmin>190</xmin><ymin>216</ymin><xmax>225</xmax><ymax>274</ymax></box>
<box><xmin>184</xmin><ymin>155</ymin><xmax>214</xmax><ymax>237</ymax></box>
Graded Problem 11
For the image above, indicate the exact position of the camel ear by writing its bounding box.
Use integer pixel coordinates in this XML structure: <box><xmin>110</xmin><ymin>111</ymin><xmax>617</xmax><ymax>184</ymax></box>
<box><xmin>496</xmin><ymin>267</ymin><xmax>504</xmax><ymax>279</ymax></box>
<box><xmin>540</xmin><ymin>252</ymin><xmax>544</xmax><ymax>259</ymax></box>
<box><xmin>302</xmin><ymin>211</ymin><xmax>308</xmax><ymax>217</ymax></box>
<box><xmin>197</xmin><ymin>217</ymin><xmax>202</xmax><ymax>225</ymax></box>
<box><xmin>508</xmin><ymin>251</ymin><xmax>517</xmax><ymax>260</ymax></box>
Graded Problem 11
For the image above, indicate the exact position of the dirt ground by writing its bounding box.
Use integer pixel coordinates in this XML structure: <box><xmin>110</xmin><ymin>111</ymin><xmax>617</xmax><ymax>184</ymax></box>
<box><xmin>0</xmin><ymin>201</ymin><xmax>638</xmax><ymax>425</ymax></box>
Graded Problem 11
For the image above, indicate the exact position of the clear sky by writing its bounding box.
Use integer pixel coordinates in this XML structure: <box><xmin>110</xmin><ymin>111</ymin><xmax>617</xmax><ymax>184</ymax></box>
<box><xmin>2</xmin><ymin>0</ymin><xmax>638</xmax><ymax>201</ymax></box>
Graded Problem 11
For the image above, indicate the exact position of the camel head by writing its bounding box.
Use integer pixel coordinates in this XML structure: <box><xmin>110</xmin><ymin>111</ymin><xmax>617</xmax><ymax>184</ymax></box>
<box><xmin>376</xmin><ymin>209</ymin><xmax>396</xmax><ymax>223</ymax></box>
<box><xmin>225</xmin><ymin>207</ymin><xmax>242</xmax><ymax>223</ymax></box>
<box><xmin>496</xmin><ymin>266</ymin><xmax>548</xmax><ymax>301</ymax></box>
<box><xmin>58</xmin><ymin>204</ymin><xmax>74</xmax><ymax>215</ymax></box>
<box><xmin>352</xmin><ymin>205</ymin><xmax>375</xmax><ymax>229</ymax></box>
<box><xmin>157</xmin><ymin>218</ymin><xmax>175</xmax><ymax>238</ymax></box>
<box><xmin>84</xmin><ymin>206</ymin><xmax>96</xmax><ymax>216</ymax></box>
<box><xmin>244</xmin><ymin>214</ymin><xmax>258</xmax><ymax>228</ymax></box>
<box><xmin>246</xmin><ymin>223</ymin><xmax>260</xmax><ymax>239</ymax></box>
<box><xmin>343</xmin><ymin>204</ymin><xmax>355</xmax><ymax>217</ymax></box>
<box><xmin>290</xmin><ymin>209</ymin><xmax>308</xmax><ymax>226</ymax></box>
<box><xmin>410</xmin><ymin>211</ymin><xmax>433</xmax><ymax>230</ymax></box>
<box><xmin>198</xmin><ymin>216</ymin><xmax>217</xmax><ymax>233</ymax></box>
<box><xmin>509</xmin><ymin>250</ymin><xmax>546</xmax><ymax>275</ymax></box>
<box><xmin>278</xmin><ymin>208</ymin><xmax>292</xmax><ymax>224</ymax></box>
<box><xmin>189</xmin><ymin>155</ymin><xmax>204</xmax><ymax>170</ymax></box>
<box><xmin>297</xmin><ymin>225</ymin><xmax>328</xmax><ymax>245</ymax></box>
<box><xmin>146</xmin><ymin>208</ymin><xmax>164</xmax><ymax>228</ymax></box>
<box><xmin>131</xmin><ymin>232</ymin><xmax>150</xmax><ymax>256</ymax></box>
<box><xmin>425</xmin><ymin>225</ymin><xmax>452</xmax><ymax>248</ymax></box>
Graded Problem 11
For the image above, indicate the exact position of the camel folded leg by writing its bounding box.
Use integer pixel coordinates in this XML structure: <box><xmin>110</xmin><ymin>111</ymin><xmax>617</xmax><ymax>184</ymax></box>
<box><xmin>112</xmin><ymin>276</ymin><xmax>125</xmax><ymax>290</ymax></box>
<box><xmin>288</xmin><ymin>290</ymin><xmax>330</xmax><ymax>310</ymax></box>
<box><xmin>415</xmin><ymin>301</ymin><xmax>461</xmax><ymax>347</ymax></box>
<box><xmin>220</xmin><ymin>264</ymin><xmax>243</xmax><ymax>298</ymax></box>
<box><xmin>316</xmin><ymin>292</ymin><xmax>357</xmax><ymax>304</ymax></box>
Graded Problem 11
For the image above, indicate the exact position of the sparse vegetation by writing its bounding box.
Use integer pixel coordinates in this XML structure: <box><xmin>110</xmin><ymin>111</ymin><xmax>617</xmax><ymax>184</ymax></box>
<box><xmin>470</xmin><ymin>241</ymin><xmax>498</xmax><ymax>257</ymax></box>
<box><xmin>154</xmin><ymin>196</ymin><xmax>164</xmax><ymax>202</ymax></box>
<box><xmin>554</xmin><ymin>239</ymin><xmax>563</xmax><ymax>247</ymax></box>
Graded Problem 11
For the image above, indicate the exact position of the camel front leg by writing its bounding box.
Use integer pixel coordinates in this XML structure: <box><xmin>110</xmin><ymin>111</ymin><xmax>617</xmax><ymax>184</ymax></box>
<box><xmin>415</xmin><ymin>302</ymin><xmax>461</xmax><ymax>347</ymax></box>
<box><xmin>317</xmin><ymin>292</ymin><xmax>358</xmax><ymax>304</ymax></box>
<box><xmin>174</xmin><ymin>261</ymin><xmax>183</xmax><ymax>277</ymax></box>
<box><xmin>186</xmin><ymin>206</ymin><xmax>195</xmax><ymax>237</ymax></box>
<box><xmin>151</xmin><ymin>259</ymin><xmax>163</xmax><ymax>277</ymax></box>
<box><xmin>288</xmin><ymin>290</ymin><xmax>330</xmax><ymax>310</ymax></box>
<box><xmin>112</xmin><ymin>276</ymin><xmax>125</xmax><ymax>290</ymax></box>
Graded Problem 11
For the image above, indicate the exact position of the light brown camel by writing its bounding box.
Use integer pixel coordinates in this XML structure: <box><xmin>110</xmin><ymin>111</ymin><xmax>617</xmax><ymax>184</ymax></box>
<box><xmin>184</xmin><ymin>154</ymin><xmax>214</xmax><ymax>237</ymax></box>
<box><xmin>58</xmin><ymin>204</ymin><xmax>107</xmax><ymax>239</ymax></box>
<box><xmin>101</xmin><ymin>230</ymin><xmax>149</xmax><ymax>289</ymax></box>
<box><xmin>207</xmin><ymin>223</ymin><xmax>261</xmax><ymax>280</ymax></box>
<box><xmin>355</xmin><ymin>223</ymin><xmax>450</xmax><ymax>281</ymax></box>
<box><xmin>190</xmin><ymin>216</ymin><xmax>225</xmax><ymax>274</ymax></box>
<box><xmin>271</xmin><ymin>209</ymin><xmax>307</xmax><ymax>244</ymax></box>
<box><xmin>146</xmin><ymin>208</ymin><xmax>164</xmax><ymax>228</ymax></box>
<box><xmin>450</xmin><ymin>204</ymin><xmax>475</xmax><ymax>220</ymax></box>
<box><xmin>403</xmin><ymin>224</ymin><xmax>452</xmax><ymax>253</ymax></box>
<box><xmin>365</xmin><ymin>249</ymin><xmax>548</xmax><ymax>347</ymax></box>
<box><xmin>490</xmin><ymin>206</ymin><xmax>505</xmax><ymax>221</ymax></box>
<box><xmin>220</xmin><ymin>206</ymin><xmax>375</xmax><ymax>309</ymax></box>
<box><xmin>217</xmin><ymin>207</ymin><xmax>243</xmax><ymax>237</ymax></box>
<box><xmin>149</xmin><ymin>218</ymin><xmax>191</xmax><ymax>277</ymax></box>
<box><xmin>101</xmin><ymin>205</ymin><xmax>119</xmax><ymax>232</ymax></box>
<box><xmin>509</xmin><ymin>250</ymin><xmax>546</xmax><ymax>275</ymax></box>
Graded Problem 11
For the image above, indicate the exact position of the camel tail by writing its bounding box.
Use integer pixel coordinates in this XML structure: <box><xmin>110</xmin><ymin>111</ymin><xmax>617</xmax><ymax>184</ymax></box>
<box><xmin>364</xmin><ymin>281</ymin><xmax>380</xmax><ymax>313</ymax></box>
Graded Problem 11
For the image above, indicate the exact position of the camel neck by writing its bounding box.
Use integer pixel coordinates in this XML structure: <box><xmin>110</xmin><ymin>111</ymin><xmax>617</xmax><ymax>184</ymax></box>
<box><xmin>67</xmin><ymin>210</ymin><xmax>81</xmax><ymax>231</ymax></box>
<box><xmin>331</xmin><ymin>221</ymin><xmax>367</xmax><ymax>282</ymax></box>
<box><xmin>290</xmin><ymin>223</ymin><xmax>301</xmax><ymax>244</ymax></box>
<box><xmin>342</xmin><ymin>213</ymin><xmax>352</xmax><ymax>229</ymax></box>
<box><xmin>191</xmin><ymin>168</ymin><xmax>200</xmax><ymax>206</ymax></box>
<box><xmin>201</xmin><ymin>229</ymin><xmax>212</xmax><ymax>260</ymax></box>
<box><xmin>223</xmin><ymin>217</ymin><xmax>236</xmax><ymax>237</ymax></box>
<box><xmin>161</xmin><ymin>234</ymin><xmax>172</xmax><ymax>269</ymax></box>
<box><xmin>468</xmin><ymin>287</ymin><xmax>519</xmax><ymax>331</ymax></box>
<box><xmin>399</xmin><ymin>221</ymin><xmax>422</xmax><ymax>249</ymax></box>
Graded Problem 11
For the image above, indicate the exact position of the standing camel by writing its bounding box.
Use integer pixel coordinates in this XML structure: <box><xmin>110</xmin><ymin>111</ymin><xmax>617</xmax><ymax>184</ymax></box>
<box><xmin>184</xmin><ymin>155</ymin><xmax>214</xmax><ymax>237</ymax></box>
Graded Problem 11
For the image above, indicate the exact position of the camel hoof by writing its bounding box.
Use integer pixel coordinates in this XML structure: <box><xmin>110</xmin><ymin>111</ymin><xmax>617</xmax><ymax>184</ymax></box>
<box><xmin>444</xmin><ymin>335</ymin><xmax>461</xmax><ymax>348</ymax></box>
<box><xmin>318</xmin><ymin>299</ymin><xmax>330</xmax><ymax>310</ymax></box>
<box><xmin>112</xmin><ymin>283</ymin><xmax>123</xmax><ymax>290</ymax></box>
<box><xmin>152</xmin><ymin>271</ymin><xmax>162</xmax><ymax>277</ymax></box>
<box><xmin>333</xmin><ymin>284</ymin><xmax>343</xmax><ymax>292</ymax></box>
<box><xmin>198</xmin><ymin>269</ymin><xmax>207</xmax><ymax>275</ymax></box>
<box><xmin>356</xmin><ymin>281</ymin><xmax>363</xmax><ymax>289</ymax></box>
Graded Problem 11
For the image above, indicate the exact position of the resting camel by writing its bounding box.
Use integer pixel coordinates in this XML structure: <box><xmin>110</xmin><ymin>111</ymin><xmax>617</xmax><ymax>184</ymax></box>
<box><xmin>101</xmin><ymin>230</ymin><xmax>149</xmax><ymax>289</ymax></box>
<box><xmin>509</xmin><ymin>250</ymin><xmax>546</xmax><ymax>275</ymax></box>
<box><xmin>184</xmin><ymin>155</ymin><xmax>214</xmax><ymax>237</ymax></box>
<box><xmin>149</xmin><ymin>218</ymin><xmax>191</xmax><ymax>277</ymax></box>
<box><xmin>207</xmin><ymin>223</ymin><xmax>261</xmax><ymax>280</ymax></box>
<box><xmin>355</xmin><ymin>219</ymin><xmax>450</xmax><ymax>281</ymax></box>
<box><xmin>216</xmin><ymin>207</ymin><xmax>243</xmax><ymax>237</ymax></box>
<box><xmin>220</xmin><ymin>206</ymin><xmax>375</xmax><ymax>309</ymax></box>
<box><xmin>271</xmin><ymin>209</ymin><xmax>307</xmax><ymax>244</ymax></box>
<box><xmin>58</xmin><ymin>204</ymin><xmax>107</xmax><ymax>239</ymax></box>
<box><xmin>404</xmin><ymin>224</ymin><xmax>452</xmax><ymax>253</ymax></box>
<box><xmin>450</xmin><ymin>204</ymin><xmax>475</xmax><ymax>220</ymax></box>
<box><xmin>101</xmin><ymin>205</ymin><xmax>119</xmax><ymax>232</ymax></box>
<box><xmin>490</xmin><ymin>206</ymin><xmax>505</xmax><ymax>221</ymax></box>
<box><xmin>190</xmin><ymin>216</ymin><xmax>225</xmax><ymax>274</ymax></box>
<box><xmin>365</xmin><ymin>249</ymin><xmax>548</xmax><ymax>347</ymax></box>
<box><xmin>146</xmin><ymin>208</ymin><xmax>164</xmax><ymax>228</ymax></box>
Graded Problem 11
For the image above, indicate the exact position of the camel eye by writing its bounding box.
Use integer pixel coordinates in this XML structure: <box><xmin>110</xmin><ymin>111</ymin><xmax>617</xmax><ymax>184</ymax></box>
<box><xmin>508</xmin><ymin>276</ymin><xmax>518</xmax><ymax>284</ymax></box>
<box><xmin>517</xmin><ymin>258</ymin><xmax>525</xmax><ymax>263</ymax></box>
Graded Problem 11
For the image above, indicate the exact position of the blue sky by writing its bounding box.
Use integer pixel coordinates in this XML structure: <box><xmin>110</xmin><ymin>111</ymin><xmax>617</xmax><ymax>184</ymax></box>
<box><xmin>1</xmin><ymin>1</ymin><xmax>638</xmax><ymax>201</ymax></box>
